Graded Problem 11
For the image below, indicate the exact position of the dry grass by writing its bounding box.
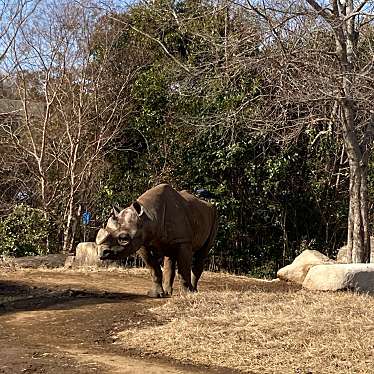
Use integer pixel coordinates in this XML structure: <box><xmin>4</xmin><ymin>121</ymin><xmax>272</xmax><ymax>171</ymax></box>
<box><xmin>0</xmin><ymin>256</ymin><xmax>17</xmax><ymax>271</ymax></box>
<box><xmin>60</xmin><ymin>266</ymin><xmax>151</xmax><ymax>276</ymax></box>
<box><xmin>118</xmin><ymin>276</ymin><xmax>374</xmax><ymax>374</ymax></box>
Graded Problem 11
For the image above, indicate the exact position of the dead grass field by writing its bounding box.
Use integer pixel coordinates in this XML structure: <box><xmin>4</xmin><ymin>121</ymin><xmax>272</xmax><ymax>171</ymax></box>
<box><xmin>118</xmin><ymin>273</ymin><xmax>374</xmax><ymax>374</ymax></box>
<box><xmin>1</xmin><ymin>259</ymin><xmax>374</xmax><ymax>373</ymax></box>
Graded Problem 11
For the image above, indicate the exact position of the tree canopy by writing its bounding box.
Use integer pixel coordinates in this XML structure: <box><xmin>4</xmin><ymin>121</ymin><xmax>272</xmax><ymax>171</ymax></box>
<box><xmin>1</xmin><ymin>0</ymin><xmax>374</xmax><ymax>276</ymax></box>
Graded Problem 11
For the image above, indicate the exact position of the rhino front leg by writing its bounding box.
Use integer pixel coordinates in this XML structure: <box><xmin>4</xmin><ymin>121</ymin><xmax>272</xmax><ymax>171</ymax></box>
<box><xmin>176</xmin><ymin>244</ymin><xmax>194</xmax><ymax>293</ymax></box>
<box><xmin>138</xmin><ymin>247</ymin><xmax>165</xmax><ymax>298</ymax></box>
<box><xmin>163</xmin><ymin>256</ymin><xmax>176</xmax><ymax>296</ymax></box>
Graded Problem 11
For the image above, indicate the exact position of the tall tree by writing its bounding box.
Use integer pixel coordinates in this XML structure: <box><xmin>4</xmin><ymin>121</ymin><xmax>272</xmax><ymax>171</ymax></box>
<box><xmin>305</xmin><ymin>0</ymin><xmax>374</xmax><ymax>261</ymax></box>
<box><xmin>93</xmin><ymin>0</ymin><xmax>352</xmax><ymax>274</ymax></box>
<box><xmin>0</xmin><ymin>0</ymin><xmax>41</xmax><ymax>62</ymax></box>
<box><xmin>1</xmin><ymin>1</ymin><xmax>130</xmax><ymax>252</ymax></box>
<box><xmin>243</xmin><ymin>0</ymin><xmax>374</xmax><ymax>263</ymax></box>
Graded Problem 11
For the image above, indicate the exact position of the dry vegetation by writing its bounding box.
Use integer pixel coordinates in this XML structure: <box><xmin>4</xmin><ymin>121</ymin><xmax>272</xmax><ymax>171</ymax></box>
<box><xmin>118</xmin><ymin>274</ymin><xmax>374</xmax><ymax>374</ymax></box>
<box><xmin>2</xmin><ymin>262</ymin><xmax>374</xmax><ymax>373</ymax></box>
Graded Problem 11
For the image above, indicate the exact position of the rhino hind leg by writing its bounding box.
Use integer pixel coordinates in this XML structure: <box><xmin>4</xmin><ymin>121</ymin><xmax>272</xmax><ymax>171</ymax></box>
<box><xmin>192</xmin><ymin>218</ymin><xmax>218</xmax><ymax>291</ymax></box>
<box><xmin>191</xmin><ymin>248</ymin><xmax>209</xmax><ymax>291</ymax></box>
<box><xmin>191</xmin><ymin>256</ymin><xmax>204</xmax><ymax>291</ymax></box>
<box><xmin>176</xmin><ymin>244</ymin><xmax>194</xmax><ymax>293</ymax></box>
<box><xmin>163</xmin><ymin>256</ymin><xmax>176</xmax><ymax>296</ymax></box>
<box><xmin>138</xmin><ymin>247</ymin><xmax>165</xmax><ymax>298</ymax></box>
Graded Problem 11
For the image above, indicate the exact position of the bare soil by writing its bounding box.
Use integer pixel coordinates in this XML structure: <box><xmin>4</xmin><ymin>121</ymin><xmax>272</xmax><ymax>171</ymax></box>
<box><xmin>0</xmin><ymin>264</ymin><xmax>276</xmax><ymax>374</ymax></box>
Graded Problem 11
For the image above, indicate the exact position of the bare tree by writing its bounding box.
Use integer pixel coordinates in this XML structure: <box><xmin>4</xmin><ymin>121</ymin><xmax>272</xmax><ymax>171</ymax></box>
<box><xmin>305</xmin><ymin>0</ymin><xmax>374</xmax><ymax>260</ymax></box>
<box><xmin>0</xmin><ymin>0</ymin><xmax>41</xmax><ymax>63</ymax></box>
<box><xmin>237</xmin><ymin>0</ymin><xmax>374</xmax><ymax>263</ymax></box>
<box><xmin>1</xmin><ymin>1</ymin><xmax>133</xmax><ymax>251</ymax></box>
<box><xmin>0</xmin><ymin>0</ymin><xmax>42</xmax><ymax>215</ymax></box>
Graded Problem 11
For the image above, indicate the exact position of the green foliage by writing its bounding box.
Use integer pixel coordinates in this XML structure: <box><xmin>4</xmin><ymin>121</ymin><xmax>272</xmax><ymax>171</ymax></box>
<box><xmin>1</xmin><ymin>0</ymin><xmax>364</xmax><ymax>272</ymax></box>
<box><xmin>88</xmin><ymin>0</ymin><xmax>349</xmax><ymax>277</ymax></box>
<box><xmin>0</xmin><ymin>205</ymin><xmax>51</xmax><ymax>257</ymax></box>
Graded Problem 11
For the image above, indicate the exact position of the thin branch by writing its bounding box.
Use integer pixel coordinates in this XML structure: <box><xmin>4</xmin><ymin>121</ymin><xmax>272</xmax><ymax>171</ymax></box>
<box><xmin>107</xmin><ymin>15</ymin><xmax>191</xmax><ymax>75</ymax></box>
<box><xmin>354</xmin><ymin>0</ymin><xmax>370</xmax><ymax>14</ymax></box>
<box><xmin>305</xmin><ymin>0</ymin><xmax>334</xmax><ymax>21</ymax></box>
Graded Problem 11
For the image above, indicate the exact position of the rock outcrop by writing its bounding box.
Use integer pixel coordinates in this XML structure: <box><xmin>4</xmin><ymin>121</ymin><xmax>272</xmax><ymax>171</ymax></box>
<box><xmin>277</xmin><ymin>250</ymin><xmax>335</xmax><ymax>285</ymax></box>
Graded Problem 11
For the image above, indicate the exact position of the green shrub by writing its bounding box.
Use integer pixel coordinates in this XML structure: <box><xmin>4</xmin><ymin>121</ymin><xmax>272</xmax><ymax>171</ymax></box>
<box><xmin>0</xmin><ymin>205</ymin><xmax>50</xmax><ymax>257</ymax></box>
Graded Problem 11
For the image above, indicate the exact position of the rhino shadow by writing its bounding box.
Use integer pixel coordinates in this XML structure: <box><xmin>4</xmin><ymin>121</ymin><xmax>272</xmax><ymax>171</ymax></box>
<box><xmin>0</xmin><ymin>279</ymin><xmax>147</xmax><ymax>316</ymax></box>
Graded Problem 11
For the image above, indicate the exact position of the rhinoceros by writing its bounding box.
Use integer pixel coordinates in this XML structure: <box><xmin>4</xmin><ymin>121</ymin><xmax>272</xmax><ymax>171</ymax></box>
<box><xmin>96</xmin><ymin>184</ymin><xmax>218</xmax><ymax>297</ymax></box>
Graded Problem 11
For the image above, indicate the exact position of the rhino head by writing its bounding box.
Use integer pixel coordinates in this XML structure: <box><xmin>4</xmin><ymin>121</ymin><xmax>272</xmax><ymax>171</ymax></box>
<box><xmin>96</xmin><ymin>201</ymin><xmax>146</xmax><ymax>261</ymax></box>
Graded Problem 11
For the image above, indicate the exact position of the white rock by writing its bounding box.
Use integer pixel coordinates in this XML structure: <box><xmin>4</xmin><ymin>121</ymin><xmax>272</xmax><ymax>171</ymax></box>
<box><xmin>277</xmin><ymin>250</ymin><xmax>334</xmax><ymax>285</ymax></box>
<box><xmin>65</xmin><ymin>242</ymin><xmax>125</xmax><ymax>268</ymax></box>
<box><xmin>65</xmin><ymin>242</ymin><xmax>105</xmax><ymax>267</ymax></box>
<box><xmin>303</xmin><ymin>263</ymin><xmax>374</xmax><ymax>293</ymax></box>
<box><xmin>336</xmin><ymin>239</ymin><xmax>374</xmax><ymax>263</ymax></box>
<box><xmin>75</xmin><ymin>242</ymin><xmax>101</xmax><ymax>266</ymax></box>
<box><xmin>336</xmin><ymin>245</ymin><xmax>348</xmax><ymax>263</ymax></box>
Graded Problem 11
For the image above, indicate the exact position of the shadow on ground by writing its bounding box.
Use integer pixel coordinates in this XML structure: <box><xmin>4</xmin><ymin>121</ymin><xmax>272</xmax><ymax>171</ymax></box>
<box><xmin>0</xmin><ymin>279</ymin><xmax>146</xmax><ymax>316</ymax></box>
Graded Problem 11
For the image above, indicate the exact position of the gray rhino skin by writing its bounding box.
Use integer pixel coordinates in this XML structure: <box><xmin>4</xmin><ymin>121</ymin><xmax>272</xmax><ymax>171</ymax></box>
<box><xmin>96</xmin><ymin>184</ymin><xmax>218</xmax><ymax>297</ymax></box>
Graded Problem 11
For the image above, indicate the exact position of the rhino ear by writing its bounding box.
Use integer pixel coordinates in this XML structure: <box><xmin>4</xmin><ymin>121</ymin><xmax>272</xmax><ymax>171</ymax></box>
<box><xmin>96</xmin><ymin>228</ymin><xmax>109</xmax><ymax>245</ymax></box>
<box><xmin>111</xmin><ymin>205</ymin><xmax>121</xmax><ymax>218</ymax></box>
<box><xmin>132</xmin><ymin>201</ymin><xmax>144</xmax><ymax>217</ymax></box>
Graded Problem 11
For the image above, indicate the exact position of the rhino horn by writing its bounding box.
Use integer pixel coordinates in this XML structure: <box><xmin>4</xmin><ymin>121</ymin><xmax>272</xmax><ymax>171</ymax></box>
<box><xmin>96</xmin><ymin>228</ymin><xmax>110</xmax><ymax>245</ymax></box>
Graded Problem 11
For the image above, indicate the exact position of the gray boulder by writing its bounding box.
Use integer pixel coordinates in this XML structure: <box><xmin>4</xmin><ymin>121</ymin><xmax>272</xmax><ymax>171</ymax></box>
<box><xmin>3</xmin><ymin>254</ymin><xmax>67</xmax><ymax>269</ymax></box>
<box><xmin>277</xmin><ymin>250</ymin><xmax>335</xmax><ymax>285</ymax></box>
<box><xmin>65</xmin><ymin>242</ymin><xmax>101</xmax><ymax>267</ymax></box>
<box><xmin>65</xmin><ymin>242</ymin><xmax>122</xmax><ymax>268</ymax></box>
<box><xmin>303</xmin><ymin>263</ymin><xmax>374</xmax><ymax>293</ymax></box>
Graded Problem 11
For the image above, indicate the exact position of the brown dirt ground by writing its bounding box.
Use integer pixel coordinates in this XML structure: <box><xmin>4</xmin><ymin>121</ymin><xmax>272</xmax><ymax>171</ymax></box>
<box><xmin>0</xmin><ymin>264</ymin><xmax>293</xmax><ymax>374</ymax></box>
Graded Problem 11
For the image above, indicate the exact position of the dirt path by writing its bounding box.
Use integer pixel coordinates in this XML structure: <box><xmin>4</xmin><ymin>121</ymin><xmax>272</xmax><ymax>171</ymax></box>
<box><xmin>0</xmin><ymin>269</ymin><xmax>247</xmax><ymax>374</ymax></box>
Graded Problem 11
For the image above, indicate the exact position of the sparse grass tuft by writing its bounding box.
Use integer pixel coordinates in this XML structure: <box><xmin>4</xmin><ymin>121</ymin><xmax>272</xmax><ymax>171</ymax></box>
<box><xmin>0</xmin><ymin>255</ymin><xmax>16</xmax><ymax>270</ymax></box>
<box><xmin>118</xmin><ymin>274</ymin><xmax>374</xmax><ymax>373</ymax></box>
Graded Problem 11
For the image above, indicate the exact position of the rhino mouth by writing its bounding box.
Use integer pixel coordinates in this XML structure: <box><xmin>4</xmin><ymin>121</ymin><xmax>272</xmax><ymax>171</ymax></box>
<box><xmin>99</xmin><ymin>245</ymin><xmax>134</xmax><ymax>261</ymax></box>
<box><xmin>100</xmin><ymin>249</ymin><xmax>116</xmax><ymax>260</ymax></box>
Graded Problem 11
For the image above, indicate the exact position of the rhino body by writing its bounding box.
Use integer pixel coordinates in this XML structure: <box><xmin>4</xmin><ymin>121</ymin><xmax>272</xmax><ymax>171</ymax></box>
<box><xmin>96</xmin><ymin>184</ymin><xmax>218</xmax><ymax>297</ymax></box>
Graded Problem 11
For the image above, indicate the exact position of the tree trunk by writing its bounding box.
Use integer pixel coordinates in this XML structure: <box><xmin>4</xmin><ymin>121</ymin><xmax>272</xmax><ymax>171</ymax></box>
<box><xmin>345</xmin><ymin>149</ymin><xmax>370</xmax><ymax>263</ymax></box>
<box><xmin>338</xmin><ymin>0</ymin><xmax>370</xmax><ymax>263</ymax></box>
<box><xmin>360</xmin><ymin>164</ymin><xmax>370</xmax><ymax>263</ymax></box>
<box><xmin>62</xmin><ymin>197</ymin><xmax>74</xmax><ymax>253</ymax></box>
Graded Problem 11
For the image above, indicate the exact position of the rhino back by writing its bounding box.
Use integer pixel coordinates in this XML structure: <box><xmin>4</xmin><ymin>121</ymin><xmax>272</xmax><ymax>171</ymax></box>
<box><xmin>137</xmin><ymin>184</ymin><xmax>216</xmax><ymax>251</ymax></box>
<box><xmin>179</xmin><ymin>190</ymin><xmax>217</xmax><ymax>251</ymax></box>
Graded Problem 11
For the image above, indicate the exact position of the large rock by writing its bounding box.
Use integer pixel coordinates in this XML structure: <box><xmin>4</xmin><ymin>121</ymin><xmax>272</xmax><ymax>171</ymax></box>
<box><xmin>303</xmin><ymin>264</ymin><xmax>374</xmax><ymax>293</ymax></box>
<box><xmin>65</xmin><ymin>242</ymin><xmax>100</xmax><ymax>267</ymax></box>
<box><xmin>277</xmin><ymin>250</ymin><xmax>334</xmax><ymax>285</ymax></box>
<box><xmin>336</xmin><ymin>245</ymin><xmax>348</xmax><ymax>263</ymax></box>
<box><xmin>12</xmin><ymin>254</ymin><xmax>68</xmax><ymax>268</ymax></box>
<box><xmin>65</xmin><ymin>242</ymin><xmax>123</xmax><ymax>268</ymax></box>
